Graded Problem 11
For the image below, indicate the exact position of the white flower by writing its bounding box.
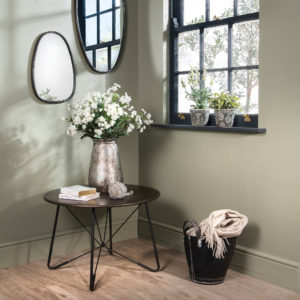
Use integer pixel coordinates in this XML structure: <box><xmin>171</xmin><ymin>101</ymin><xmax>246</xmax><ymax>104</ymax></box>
<box><xmin>135</xmin><ymin>115</ymin><xmax>142</xmax><ymax>124</ymax></box>
<box><xmin>98</xmin><ymin>116</ymin><xmax>106</xmax><ymax>123</ymax></box>
<box><xmin>120</xmin><ymin>93</ymin><xmax>132</xmax><ymax>105</ymax></box>
<box><xmin>131</xmin><ymin>110</ymin><xmax>137</xmax><ymax>118</ymax></box>
<box><xmin>61</xmin><ymin>116</ymin><xmax>66</xmax><ymax>121</ymax></box>
<box><xmin>104</xmin><ymin>122</ymin><xmax>111</xmax><ymax>129</ymax></box>
<box><xmin>67</xmin><ymin>124</ymin><xmax>77</xmax><ymax>136</ymax></box>
<box><xmin>126</xmin><ymin>123</ymin><xmax>135</xmax><ymax>134</ymax></box>
<box><xmin>144</xmin><ymin>118</ymin><xmax>153</xmax><ymax>125</ymax></box>
<box><xmin>118</xmin><ymin>107</ymin><xmax>124</xmax><ymax>116</ymax></box>
<box><xmin>94</xmin><ymin>129</ymin><xmax>103</xmax><ymax>136</ymax></box>
<box><xmin>73</xmin><ymin>115</ymin><xmax>82</xmax><ymax>125</ymax></box>
<box><xmin>111</xmin><ymin>83</ymin><xmax>120</xmax><ymax>92</ymax></box>
<box><xmin>65</xmin><ymin>84</ymin><xmax>151</xmax><ymax>139</ymax></box>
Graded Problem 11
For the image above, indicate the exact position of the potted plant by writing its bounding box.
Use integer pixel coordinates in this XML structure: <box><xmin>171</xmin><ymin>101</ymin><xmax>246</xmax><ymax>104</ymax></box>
<box><xmin>209</xmin><ymin>91</ymin><xmax>240</xmax><ymax>128</ymax></box>
<box><xmin>181</xmin><ymin>69</ymin><xmax>212</xmax><ymax>126</ymax></box>
<box><xmin>63</xmin><ymin>83</ymin><xmax>153</xmax><ymax>192</ymax></box>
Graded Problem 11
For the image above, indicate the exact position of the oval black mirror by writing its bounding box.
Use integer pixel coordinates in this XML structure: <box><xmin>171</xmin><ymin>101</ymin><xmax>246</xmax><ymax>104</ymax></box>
<box><xmin>75</xmin><ymin>0</ymin><xmax>126</xmax><ymax>73</ymax></box>
<box><xmin>31</xmin><ymin>31</ymin><xmax>76</xmax><ymax>103</ymax></box>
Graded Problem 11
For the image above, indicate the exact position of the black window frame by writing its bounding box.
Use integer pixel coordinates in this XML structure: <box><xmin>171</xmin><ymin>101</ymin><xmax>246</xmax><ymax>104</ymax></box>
<box><xmin>78</xmin><ymin>0</ymin><xmax>121</xmax><ymax>71</ymax></box>
<box><xmin>169</xmin><ymin>0</ymin><xmax>259</xmax><ymax>127</ymax></box>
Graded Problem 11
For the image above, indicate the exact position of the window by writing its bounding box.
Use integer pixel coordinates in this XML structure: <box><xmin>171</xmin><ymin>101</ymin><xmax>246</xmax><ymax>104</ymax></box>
<box><xmin>169</xmin><ymin>0</ymin><xmax>259</xmax><ymax>126</ymax></box>
<box><xmin>78</xmin><ymin>0</ymin><xmax>121</xmax><ymax>72</ymax></box>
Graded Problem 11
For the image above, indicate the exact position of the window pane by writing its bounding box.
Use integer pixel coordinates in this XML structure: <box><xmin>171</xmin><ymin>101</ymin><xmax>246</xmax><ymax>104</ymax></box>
<box><xmin>85</xmin><ymin>0</ymin><xmax>97</xmax><ymax>16</ymax></box>
<box><xmin>87</xmin><ymin>50</ymin><xmax>93</xmax><ymax>65</ymax></box>
<box><xmin>232</xmin><ymin>20</ymin><xmax>259</xmax><ymax>67</ymax></box>
<box><xmin>96</xmin><ymin>48</ymin><xmax>108</xmax><ymax>72</ymax></box>
<box><xmin>204</xmin><ymin>26</ymin><xmax>228</xmax><ymax>69</ymax></box>
<box><xmin>210</xmin><ymin>0</ymin><xmax>233</xmax><ymax>20</ymax></box>
<box><xmin>115</xmin><ymin>0</ymin><xmax>120</xmax><ymax>6</ymax></box>
<box><xmin>178</xmin><ymin>74</ymin><xmax>192</xmax><ymax>113</ymax></box>
<box><xmin>183</xmin><ymin>0</ymin><xmax>205</xmax><ymax>25</ymax></box>
<box><xmin>178</xmin><ymin>30</ymin><xmax>200</xmax><ymax>72</ymax></box>
<box><xmin>116</xmin><ymin>8</ymin><xmax>120</xmax><ymax>40</ymax></box>
<box><xmin>238</xmin><ymin>0</ymin><xmax>259</xmax><ymax>15</ymax></box>
<box><xmin>205</xmin><ymin>71</ymin><xmax>227</xmax><ymax>94</ymax></box>
<box><xmin>100</xmin><ymin>12</ymin><xmax>112</xmax><ymax>42</ymax></box>
<box><xmin>99</xmin><ymin>0</ymin><xmax>112</xmax><ymax>12</ymax></box>
<box><xmin>232</xmin><ymin>69</ymin><xmax>259</xmax><ymax>114</ymax></box>
<box><xmin>86</xmin><ymin>16</ymin><xmax>97</xmax><ymax>46</ymax></box>
<box><xmin>111</xmin><ymin>45</ymin><xmax>120</xmax><ymax>67</ymax></box>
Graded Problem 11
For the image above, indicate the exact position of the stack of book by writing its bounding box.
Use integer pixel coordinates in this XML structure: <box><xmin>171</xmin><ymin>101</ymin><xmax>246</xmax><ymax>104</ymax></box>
<box><xmin>59</xmin><ymin>185</ymin><xmax>100</xmax><ymax>201</ymax></box>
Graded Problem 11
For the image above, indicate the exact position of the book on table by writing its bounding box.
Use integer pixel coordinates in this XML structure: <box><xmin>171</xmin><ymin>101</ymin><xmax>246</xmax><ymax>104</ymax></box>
<box><xmin>60</xmin><ymin>185</ymin><xmax>97</xmax><ymax>197</ymax></box>
<box><xmin>59</xmin><ymin>192</ymin><xmax>100</xmax><ymax>201</ymax></box>
<box><xmin>59</xmin><ymin>185</ymin><xmax>99</xmax><ymax>201</ymax></box>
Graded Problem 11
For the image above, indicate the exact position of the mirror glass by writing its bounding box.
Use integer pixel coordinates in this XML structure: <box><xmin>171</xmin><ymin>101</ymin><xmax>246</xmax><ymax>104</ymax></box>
<box><xmin>31</xmin><ymin>32</ymin><xmax>75</xmax><ymax>103</ymax></box>
<box><xmin>75</xmin><ymin>0</ymin><xmax>126</xmax><ymax>73</ymax></box>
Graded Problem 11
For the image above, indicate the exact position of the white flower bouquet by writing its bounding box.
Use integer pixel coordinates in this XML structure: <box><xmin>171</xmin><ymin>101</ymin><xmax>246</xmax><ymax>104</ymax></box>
<box><xmin>64</xmin><ymin>83</ymin><xmax>153</xmax><ymax>139</ymax></box>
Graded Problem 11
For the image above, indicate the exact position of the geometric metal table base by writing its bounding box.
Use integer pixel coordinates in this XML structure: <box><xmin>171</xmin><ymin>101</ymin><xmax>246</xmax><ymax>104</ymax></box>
<box><xmin>47</xmin><ymin>203</ymin><xmax>160</xmax><ymax>291</ymax></box>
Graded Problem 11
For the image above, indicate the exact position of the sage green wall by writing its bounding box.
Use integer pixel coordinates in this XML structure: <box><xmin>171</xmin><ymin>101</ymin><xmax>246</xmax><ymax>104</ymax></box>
<box><xmin>0</xmin><ymin>0</ymin><xmax>139</xmax><ymax>267</ymax></box>
<box><xmin>1</xmin><ymin>0</ymin><xmax>300</xmax><ymax>293</ymax></box>
<box><xmin>138</xmin><ymin>0</ymin><xmax>300</xmax><ymax>293</ymax></box>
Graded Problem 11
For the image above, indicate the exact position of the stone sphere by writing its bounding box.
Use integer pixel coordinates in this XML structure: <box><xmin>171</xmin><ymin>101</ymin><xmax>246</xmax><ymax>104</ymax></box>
<box><xmin>108</xmin><ymin>182</ymin><xmax>133</xmax><ymax>199</ymax></box>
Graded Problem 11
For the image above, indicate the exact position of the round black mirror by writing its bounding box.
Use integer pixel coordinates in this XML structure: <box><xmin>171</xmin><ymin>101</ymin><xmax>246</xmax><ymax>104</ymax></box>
<box><xmin>74</xmin><ymin>0</ymin><xmax>126</xmax><ymax>73</ymax></box>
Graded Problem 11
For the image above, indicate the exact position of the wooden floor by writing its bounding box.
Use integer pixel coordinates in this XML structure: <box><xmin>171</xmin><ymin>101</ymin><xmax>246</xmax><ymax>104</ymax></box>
<box><xmin>0</xmin><ymin>239</ymin><xmax>299</xmax><ymax>300</ymax></box>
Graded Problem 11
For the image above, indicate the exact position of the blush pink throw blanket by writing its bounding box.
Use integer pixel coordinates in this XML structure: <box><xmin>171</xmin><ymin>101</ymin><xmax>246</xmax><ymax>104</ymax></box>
<box><xmin>188</xmin><ymin>209</ymin><xmax>248</xmax><ymax>259</ymax></box>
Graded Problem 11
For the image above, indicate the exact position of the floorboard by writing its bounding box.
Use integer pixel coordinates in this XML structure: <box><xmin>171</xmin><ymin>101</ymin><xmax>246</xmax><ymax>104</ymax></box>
<box><xmin>0</xmin><ymin>239</ymin><xmax>299</xmax><ymax>300</ymax></box>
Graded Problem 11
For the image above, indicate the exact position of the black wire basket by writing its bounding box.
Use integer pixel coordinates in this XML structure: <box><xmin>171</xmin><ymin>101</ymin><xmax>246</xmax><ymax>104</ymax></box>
<box><xmin>183</xmin><ymin>220</ymin><xmax>237</xmax><ymax>285</ymax></box>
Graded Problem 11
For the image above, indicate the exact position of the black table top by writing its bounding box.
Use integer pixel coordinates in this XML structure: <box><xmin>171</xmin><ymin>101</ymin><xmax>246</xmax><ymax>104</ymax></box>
<box><xmin>43</xmin><ymin>184</ymin><xmax>160</xmax><ymax>208</ymax></box>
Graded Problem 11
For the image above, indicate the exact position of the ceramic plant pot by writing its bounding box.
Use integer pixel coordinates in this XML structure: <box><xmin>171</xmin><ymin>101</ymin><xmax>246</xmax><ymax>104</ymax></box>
<box><xmin>190</xmin><ymin>109</ymin><xmax>210</xmax><ymax>126</ymax></box>
<box><xmin>88</xmin><ymin>139</ymin><xmax>123</xmax><ymax>193</ymax></box>
<box><xmin>214</xmin><ymin>109</ymin><xmax>236</xmax><ymax>128</ymax></box>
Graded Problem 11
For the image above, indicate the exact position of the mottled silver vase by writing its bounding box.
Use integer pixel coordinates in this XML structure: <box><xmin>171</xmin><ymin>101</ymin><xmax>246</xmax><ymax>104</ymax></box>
<box><xmin>88</xmin><ymin>139</ymin><xmax>123</xmax><ymax>193</ymax></box>
<box><xmin>214</xmin><ymin>109</ymin><xmax>236</xmax><ymax>128</ymax></box>
<box><xmin>190</xmin><ymin>109</ymin><xmax>210</xmax><ymax>126</ymax></box>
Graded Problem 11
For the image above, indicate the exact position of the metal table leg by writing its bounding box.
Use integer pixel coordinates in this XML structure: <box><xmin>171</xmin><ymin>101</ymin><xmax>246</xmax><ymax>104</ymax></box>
<box><xmin>108</xmin><ymin>208</ymin><xmax>112</xmax><ymax>255</ymax></box>
<box><xmin>47</xmin><ymin>206</ymin><xmax>102</xmax><ymax>274</ymax></box>
<box><xmin>104</xmin><ymin>203</ymin><xmax>160</xmax><ymax>272</ymax></box>
<box><xmin>47</xmin><ymin>202</ymin><xmax>160</xmax><ymax>291</ymax></box>
<box><xmin>144</xmin><ymin>202</ymin><xmax>160</xmax><ymax>272</ymax></box>
<box><xmin>90</xmin><ymin>208</ymin><xmax>95</xmax><ymax>290</ymax></box>
<box><xmin>47</xmin><ymin>205</ymin><xmax>60</xmax><ymax>269</ymax></box>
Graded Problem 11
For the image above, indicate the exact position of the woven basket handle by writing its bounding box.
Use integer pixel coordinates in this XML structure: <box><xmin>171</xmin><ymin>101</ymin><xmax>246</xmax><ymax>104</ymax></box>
<box><xmin>183</xmin><ymin>220</ymin><xmax>201</xmax><ymax>241</ymax></box>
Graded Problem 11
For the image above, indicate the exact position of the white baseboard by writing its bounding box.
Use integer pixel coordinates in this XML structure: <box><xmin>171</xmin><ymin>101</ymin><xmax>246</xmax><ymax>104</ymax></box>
<box><xmin>0</xmin><ymin>218</ymin><xmax>138</xmax><ymax>269</ymax></box>
<box><xmin>138</xmin><ymin>217</ymin><xmax>300</xmax><ymax>293</ymax></box>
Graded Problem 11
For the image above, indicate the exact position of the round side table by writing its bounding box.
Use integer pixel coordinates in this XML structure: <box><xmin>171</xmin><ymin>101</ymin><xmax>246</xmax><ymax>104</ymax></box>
<box><xmin>44</xmin><ymin>184</ymin><xmax>160</xmax><ymax>291</ymax></box>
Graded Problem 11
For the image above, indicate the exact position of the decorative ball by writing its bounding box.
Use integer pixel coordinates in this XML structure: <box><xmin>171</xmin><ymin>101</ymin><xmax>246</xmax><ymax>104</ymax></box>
<box><xmin>108</xmin><ymin>182</ymin><xmax>133</xmax><ymax>199</ymax></box>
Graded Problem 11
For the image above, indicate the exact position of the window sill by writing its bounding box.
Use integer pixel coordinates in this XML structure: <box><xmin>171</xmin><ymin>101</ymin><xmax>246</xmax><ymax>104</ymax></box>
<box><xmin>151</xmin><ymin>124</ymin><xmax>266</xmax><ymax>134</ymax></box>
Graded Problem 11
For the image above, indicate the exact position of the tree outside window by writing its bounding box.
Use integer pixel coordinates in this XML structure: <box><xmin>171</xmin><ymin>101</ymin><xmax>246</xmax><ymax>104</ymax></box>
<box><xmin>173</xmin><ymin>0</ymin><xmax>259</xmax><ymax>118</ymax></box>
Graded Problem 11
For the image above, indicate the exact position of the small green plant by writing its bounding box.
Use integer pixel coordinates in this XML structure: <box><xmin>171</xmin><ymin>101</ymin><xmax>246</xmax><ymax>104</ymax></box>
<box><xmin>209</xmin><ymin>91</ymin><xmax>240</xmax><ymax>110</ymax></box>
<box><xmin>181</xmin><ymin>69</ymin><xmax>212</xmax><ymax>109</ymax></box>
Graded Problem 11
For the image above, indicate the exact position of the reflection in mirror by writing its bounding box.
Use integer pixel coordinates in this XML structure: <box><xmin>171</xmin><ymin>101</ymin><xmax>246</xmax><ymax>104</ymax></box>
<box><xmin>75</xmin><ymin>0</ymin><xmax>126</xmax><ymax>73</ymax></box>
<box><xmin>31</xmin><ymin>32</ymin><xmax>76</xmax><ymax>103</ymax></box>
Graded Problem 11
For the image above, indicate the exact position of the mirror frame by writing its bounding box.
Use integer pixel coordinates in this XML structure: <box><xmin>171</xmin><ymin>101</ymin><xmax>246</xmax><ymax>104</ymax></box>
<box><xmin>74</xmin><ymin>0</ymin><xmax>127</xmax><ymax>74</ymax></box>
<box><xmin>31</xmin><ymin>31</ymin><xmax>76</xmax><ymax>104</ymax></box>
